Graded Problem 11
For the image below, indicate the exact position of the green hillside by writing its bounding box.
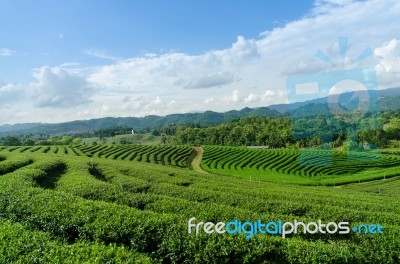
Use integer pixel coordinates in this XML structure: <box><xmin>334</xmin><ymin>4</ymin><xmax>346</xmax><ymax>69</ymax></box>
<box><xmin>201</xmin><ymin>146</ymin><xmax>400</xmax><ymax>185</ymax></box>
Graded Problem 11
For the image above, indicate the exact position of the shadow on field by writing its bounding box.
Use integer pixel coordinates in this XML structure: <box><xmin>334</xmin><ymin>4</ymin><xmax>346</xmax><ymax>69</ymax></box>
<box><xmin>88</xmin><ymin>163</ymin><xmax>108</xmax><ymax>182</ymax></box>
<box><xmin>35</xmin><ymin>162</ymin><xmax>67</xmax><ymax>189</ymax></box>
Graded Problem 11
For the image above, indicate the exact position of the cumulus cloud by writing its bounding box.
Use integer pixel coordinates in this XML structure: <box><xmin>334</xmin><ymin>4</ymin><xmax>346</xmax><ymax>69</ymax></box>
<box><xmin>244</xmin><ymin>93</ymin><xmax>259</xmax><ymax>103</ymax></box>
<box><xmin>0</xmin><ymin>82</ymin><xmax>23</xmax><ymax>104</ymax></box>
<box><xmin>282</xmin><ymin>59</ymin><xmax>328</xmax><ymax>76</ymax></box>
<box><xmin>183</xmin><ymin>72</ymin><xmax>234</xmax><ymax>89</ymax></box>
<box><xmin>242</xmin><ymin>90</ymin><xmax>287</xmax><ymax>104</ymax></box>
<box><xmin>152</xmin><ymin>96</ymin><xmax>162</xmax><ymax>105</ymax></box>
<box><xmin>374</xmin><ymin>39</ymin><xmax>400</xmax><ymax>88</ymax></box>
<box><xmin>204</xmin><ymin>97</ymin><xmax>215</xmax><ymax>104</ymax></box>
<box><xmin>29</xmin><ymin>66</ymin><xmax>94</xmax><ymax>108</ymax></box>
<box><xmin>0</xmin><ymin>48</ymin><xmax>16</xmax><ymax>56</ymax></box>
<box><xmin>114</xmin><ymin>95</ymin><xmax>167</xmax><ymax>113</ymax></box>
<box><xmin>224</xmin><ymin>89</ymin><xmax>240</xmax><ymax>103</ymax></box>
<box><xmin>87</xmin><ymin>35</ymin><xmax>258</xmax><ymax>92</ymax></box>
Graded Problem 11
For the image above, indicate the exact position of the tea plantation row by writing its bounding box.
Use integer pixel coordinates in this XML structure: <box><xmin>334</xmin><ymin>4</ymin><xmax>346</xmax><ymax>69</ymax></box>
<box><xmin>201</xmin><ymin>146</ymin><xmax>400</xmax><ymax>185</ymax></box>
<box><xmin>7</xmin><ymin>145</ymin><xmax>400</xmax><ymax>186</ymax></box>
<box><xmin>6</xmin><ymin>145</ymin><xmax>193</xmax><ymax>168</ymax></box>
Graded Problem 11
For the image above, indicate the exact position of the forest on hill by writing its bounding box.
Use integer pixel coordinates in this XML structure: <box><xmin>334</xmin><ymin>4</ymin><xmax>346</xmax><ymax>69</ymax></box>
<box><xmin>167</xmin><ymin>111</ymin><xmax>400</xmax><ymax>149</ymax></box>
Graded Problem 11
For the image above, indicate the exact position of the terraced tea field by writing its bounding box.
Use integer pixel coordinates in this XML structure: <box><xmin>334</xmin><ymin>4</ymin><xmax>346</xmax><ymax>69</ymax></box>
<box><xmin>5</xmin><ymin>144</ymin><xmax>193</xmax><ymax>168</ymax></box>
<box><xmin>201</xmin><ymin>146</ymin><xmax>400</xmax><ymax>185</ymax></box>
<box><xmin>343</xmin><ymin>176</ymin><xmax>400</xmax><ymax>196</ymax></box>
<box><xmin>6</xmin><ymin>145</ymin><xmax>400</xmax><ymax>186</ymax></box>
<box><xmin>0</xmin><ymin>147</ymin><xmax>398</xmax><ymax>263</ymax></box>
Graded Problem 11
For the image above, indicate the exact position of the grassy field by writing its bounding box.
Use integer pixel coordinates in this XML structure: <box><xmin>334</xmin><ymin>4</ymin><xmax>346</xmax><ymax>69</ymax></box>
<box><xmin>0</xmin><ymin>145</ymin><xmax>398</xmax><ymax>263</ymax></box>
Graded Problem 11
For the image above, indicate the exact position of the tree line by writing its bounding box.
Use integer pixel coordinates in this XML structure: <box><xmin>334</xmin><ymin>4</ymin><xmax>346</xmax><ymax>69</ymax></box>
<box><xmin>0</xmin><ymin>135</ymin><xmax>82</xmax><ymax>146</ymax></box>
<box><xmin>166</xmin><ymin>113</ymin><xmax>400</xmax><ymax>149</ymax></box>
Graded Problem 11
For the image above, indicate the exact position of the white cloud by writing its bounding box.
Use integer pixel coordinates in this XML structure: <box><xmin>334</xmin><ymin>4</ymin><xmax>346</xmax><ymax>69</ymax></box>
<box><xmin>153</xmin><ymin>96</ymin><xmax>161</xmax><ymax>105</ymax></box>
<box><xmin>183</xmin><ymin>72</ymin><xmax>234</xmax><ymax>89</ymax></box>
<box><xmin>244</xmin><ymin>93</ymin><xmax>259</xmax><ymax>103</ymax></box>
<box><xmin>260</xmin><ymin>90</ymin><xmax>287</xmax><ymax>104</ymax></box>
<box><xmin>87</xmin><ymin>35</ymin><xmax>259</xmax><ymax>92</ymax></box>
<box><xmin>311</xmin><ymin>0</ymin><xmax>357</xmax><ymax>15</ymax></box>
<box><xmin>0</xmin><ymin>82</ymin><xmax>23</xmax><ymax>104</ymax></box>
<box><xmin>83</xmin><ymin>49</ymin><xmax>121</xmax><ymax>61</ymax></box>
<box><xmin>374</xmin><ymin>39</ymin><xmax>400</xmax><ymax>88</ymax></box>
<box><xmin>59</xmin><ymin>62</ymin><xmax>81</xmax><ymax>68</ymax></box>
<box><xmin>204</xmin><ymin>97</ymin><xmax>215</xmax><ymax>104</ymax></box>
<box><xmin>29</xmin><ymin>66</ymin><xmax>94</xmax><ymax>108</ymax></box>
<box><xmin>225</xmin><ymin>89</ymin><xmax>240</xmax><ymax>103</ymax></box>
<box><xmin>144</xmin><ymin>53</ymin><xmax>157</xmax><ymax>58</ymax></box>
<box><xmin>242</xmin><ymin>90</ymin><xmax>287</xmax><ymax>105</ymax></box>
<box><xmin>0</xmin><ymin>48</ymin><xmax>16</xmax><ymax>57</ymax></box>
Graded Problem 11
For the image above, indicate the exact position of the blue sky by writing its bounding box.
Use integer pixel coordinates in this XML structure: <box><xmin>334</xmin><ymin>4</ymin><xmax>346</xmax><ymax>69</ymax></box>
<box><xmin>0</xmin><ymin>0</ymin><xmax>313</xmax><ymax>82</ymax></box>
<box><xmin>0</xmin><ymin>0</ymin><xmax>400</xmax><ymax>124</ymax></box>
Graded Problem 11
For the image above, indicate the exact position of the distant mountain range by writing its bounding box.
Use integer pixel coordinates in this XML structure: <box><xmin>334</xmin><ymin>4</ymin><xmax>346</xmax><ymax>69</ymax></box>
<box><xmin>2</xmin><ymin>87</ymin><xmax>400</xmax><ymax>136</ymax></box>
<box><xmin>0</xmin><ymin>107</ymin><xmax>281</xmax><ymax>136</ymax></box>
<box><xmin>268</xmin><ymin>87</ymin><xmax>400</xmax><ymax>113</ymax></box>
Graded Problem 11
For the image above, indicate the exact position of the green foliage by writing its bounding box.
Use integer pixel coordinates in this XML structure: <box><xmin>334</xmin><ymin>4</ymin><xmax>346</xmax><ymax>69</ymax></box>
<box><xmin>0</xmin><ymin>221</ymin><xmax>152</xmax><ymax>263</ymax></box>
<box><xmin>173</xmin><ymin>116</ymin><xmax>293</xmax><ymax>147</ymax></box>
<box><xmin>2</xmin><ymin>136</ymin><xmax>22</xmax><ymax>146</ymax></box>
<box><xmin>35</xmin><ymin>139</ymin><xmax>51</xmax><ymax>146</ymax></box>
<box><xmin>93</xmin><ymin>125</ymin><xmax>133</xmax><ymax>138</ymax></box>
<box><xmin>72</xmin><ymin>137</ymin><xmax>83</xmax><ymax>145</ymax></box>
<box><xmin>22</xmin><ymin>138</ymin><xmax>35</xmax><ymax>146</ymax></box>
<box><xmin>4</xmin><ymin>144</ymin><xmax>192</xmax><ymax>168</ymax></box>
<box><xmin>0</xmin><ymin>155</ymin><xmax>33</xmax><ymax>175</ymax></box>
<box><xmin>74</xmin><ymin>144</ymin><xmax>193</xmax><ymax>168</ymax></box>
<box><xmin>384</xmin><ymin>117</ymin><xmax>400</xmax><ymax>139</ymax></box>
<box><xmin>60</xmin><ymin>135</ymin><xmax>73</xmax><ymax>145</ymax></box>
<box><xmin>171</xmin><ymin>113</ymin><xmax>395</xmax><ymax>149</ymax></box>
<box><xmin>49</xmin><ymin>136</ymin><xmax>59</xmax><ymax>145</ymax></box>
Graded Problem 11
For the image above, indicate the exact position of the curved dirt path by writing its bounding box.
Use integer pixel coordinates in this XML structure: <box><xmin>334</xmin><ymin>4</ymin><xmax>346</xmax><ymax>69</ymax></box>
<box><xmin>191</xmin><ymin>147</ymin><xmax>209</xmax><ymax>174</ymax></box>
